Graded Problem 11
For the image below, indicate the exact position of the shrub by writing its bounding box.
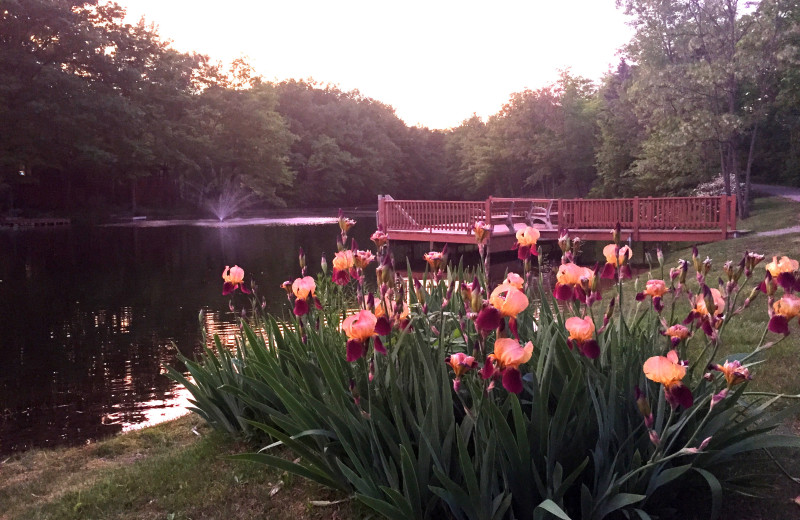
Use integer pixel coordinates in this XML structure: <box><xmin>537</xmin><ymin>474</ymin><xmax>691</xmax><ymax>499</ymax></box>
<box><xmin>168</xmin><ymin>222</ymin><xmax>800</xmax><ymax>519</ymax></box>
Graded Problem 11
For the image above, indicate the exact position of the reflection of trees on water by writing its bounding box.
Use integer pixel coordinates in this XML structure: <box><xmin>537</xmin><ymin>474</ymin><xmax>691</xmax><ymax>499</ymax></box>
<box><xmin>0</xmin><ymin>221</ymin><xmax>373</xmax><ymax>454</ymax></box>
<box><xmin>0</xmin><ymin>301</ymin><xmax>240</xmax><ymax>453</ymax></box>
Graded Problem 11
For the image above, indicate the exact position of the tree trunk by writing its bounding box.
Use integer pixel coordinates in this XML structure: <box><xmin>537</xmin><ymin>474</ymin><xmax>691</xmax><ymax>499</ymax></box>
<box><xmin>719</xmin><ymin>144</ymin><xmax>731</xmax><ymax>196</ymax></box>
<box><xmin>731</xmin><ymin>142</ymin><xmax>746</xmax><ymax>220</ymax></box>
<box><xmin>742</xmin><ymin>122</ymin><xmax>758</xmax><ymax>219</ymax></box>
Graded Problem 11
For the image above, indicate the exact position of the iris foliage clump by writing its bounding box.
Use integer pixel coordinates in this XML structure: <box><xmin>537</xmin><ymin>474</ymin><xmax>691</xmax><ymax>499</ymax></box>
<box><xmin>169</xmin><ymin>218</ymin><xmax>800</xmax><ymax>519</ymax></box>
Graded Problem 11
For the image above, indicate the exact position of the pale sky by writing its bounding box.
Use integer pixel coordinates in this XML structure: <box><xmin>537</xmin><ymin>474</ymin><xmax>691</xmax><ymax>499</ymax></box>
<box><xmin>119</xmin><ymin>0</ymin><xmax>633</xmax><ymax>130</ymax></box>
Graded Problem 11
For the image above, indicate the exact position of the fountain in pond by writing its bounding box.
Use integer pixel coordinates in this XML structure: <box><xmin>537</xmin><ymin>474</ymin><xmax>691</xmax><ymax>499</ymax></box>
<box><xmin>204</xmin><ymin>179</ymin><xmax>256</xmax><ymax>221</ymax></box>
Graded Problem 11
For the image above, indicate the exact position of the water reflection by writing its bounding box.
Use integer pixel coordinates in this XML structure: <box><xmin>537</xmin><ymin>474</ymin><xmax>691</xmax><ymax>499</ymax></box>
<box><xmin>0</xmin><ymin>218</ymin><xmax>372</xmax><ymax>454</ymax></box>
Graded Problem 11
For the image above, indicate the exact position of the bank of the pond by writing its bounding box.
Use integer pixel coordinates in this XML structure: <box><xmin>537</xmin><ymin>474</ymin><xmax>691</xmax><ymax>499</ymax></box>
<box><xmin>0</xmin><ymin>414</ymin><xmax>361</xmax><ymax>520</ymax></box>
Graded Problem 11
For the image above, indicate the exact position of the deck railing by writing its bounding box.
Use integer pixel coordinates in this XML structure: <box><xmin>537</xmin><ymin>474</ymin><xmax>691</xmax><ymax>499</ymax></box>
<box><xmin>558</xmin><ymin>196</ymin><xmax>736</xmax><ymax>237</ymax></box>
<box><xmin>379</xmin><ymin>197</ymin><xmax>486</xmax><ymax>233</ymax></box>
<box><xmin>378</xmin><ymin>195</ymin><xmax>737</xmax><ymax>240</ymax></box>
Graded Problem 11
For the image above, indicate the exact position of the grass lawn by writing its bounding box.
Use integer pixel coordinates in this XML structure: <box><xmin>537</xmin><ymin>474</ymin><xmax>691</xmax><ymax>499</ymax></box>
<box><xmin>0</xmin><ymin>414</ymin><xmax>360</xmax><ymax>520</ymax></box>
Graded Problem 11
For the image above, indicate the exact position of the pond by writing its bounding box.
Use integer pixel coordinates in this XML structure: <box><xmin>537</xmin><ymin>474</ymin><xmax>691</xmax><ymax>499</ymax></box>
<box><xmin>0</xmin><ymin>215</ymin><xmax>377</xmax><ymax>454</ymax></box>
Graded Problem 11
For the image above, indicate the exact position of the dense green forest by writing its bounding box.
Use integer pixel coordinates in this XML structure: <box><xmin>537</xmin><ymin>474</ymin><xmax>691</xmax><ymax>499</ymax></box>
<box><xmin>2</xmin><ymin>0</ymin><xmax>799</xmax><ymax>218</ymax></box>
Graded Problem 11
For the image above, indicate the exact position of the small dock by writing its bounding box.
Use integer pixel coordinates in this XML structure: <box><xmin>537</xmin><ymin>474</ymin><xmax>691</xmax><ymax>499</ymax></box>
<box><xmin>377</xmin><ymin>195</ymin><xmax>737</xmax><ymax>250</ymax></box>
<box><xmin>0</xmin><ymin>217</ymin><xmax>71</xmax><ymax>229</ymax></box>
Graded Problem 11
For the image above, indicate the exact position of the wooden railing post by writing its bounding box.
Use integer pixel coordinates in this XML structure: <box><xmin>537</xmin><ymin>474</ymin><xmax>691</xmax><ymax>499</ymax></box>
<box><xmin>633</xmin><ymin>196</ymin><xmax>640</xmax><ymax>242</ymax></box>
<box><xmin>485</xmin><ymin>197</ymin><xmax>492</xmax><ymax>231</ymax></box>
<box><xmin>719</xmin><ymin>195</ymin><xmax>728</xmax><ymax>240</ymax></box>
<box><xmin>377</xmin><ymin>195</ymin><xmax>383</xmax><ymax>229</ymax></box>
<box><xmin>557</xmin><ymin>199</ymin><xmax>563</xmax><ymax>229</ymax></box>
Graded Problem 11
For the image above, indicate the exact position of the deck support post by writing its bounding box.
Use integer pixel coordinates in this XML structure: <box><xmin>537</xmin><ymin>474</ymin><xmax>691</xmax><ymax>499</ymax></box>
<box><xmin>633</xmin><ymin>197</ymin><xmax>640</xmax><ymax>242</ymax></box>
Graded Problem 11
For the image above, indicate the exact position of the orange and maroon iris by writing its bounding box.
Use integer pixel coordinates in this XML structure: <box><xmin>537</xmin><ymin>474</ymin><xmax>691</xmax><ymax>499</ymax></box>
<box><xmin>474</xmin><ymin>221</ymin><xmax>490</xmax><ymax>246</ymax></box>
<box><xmin>514</xmin><ymin>226</ymin><xmax>540</xmax><ymax>260</ymax></box>
<box><xmin>685</xmin><ymin>286</ymin><xmax>725</xmax><ymax>336</ymax></box>
<box><xmin>489</xmin><ymin>283</ymin><xmax>529</xmax><ymax>318</ymax></box>
<box><xmin>643</xmin><ymin>350</ymin><xmax>693</xmax><ymax>409</ymax></box>
<box><xmin>291</xmin><ymin>276</ymin><xmax>320</xmax><ymax>316</ymax></box>
<box><xmin>375</xmin><ymin>297</ymin><xmax>410</xmax><ymax>332</ymax></box>
<box><xmin>662</xmin><ymin>324</ymin><xmax>691</xmax><ymax>347</ymax></box>
<box><xmin>694</xmin><ymin>287</ymin><xmax>725</xmax><ymax>317</ymax></box>
<box><xmin>765</xmin><ymin>255</ymin><xmax>799</xmax><ymax>292</ymax></box>
<box><xmin>601</xmin><ymin>244</ymin><xmax>632</xmax><ymax>280</ymax></box>
<box><xmin>370</xmin><ymin>229</ymin><xmax>389</xmax><ymax>249</ymax></box>
<box><xmin>709</xmin><ymin>360</ymin><xmax>751</xmax><ymax>388</ymax></box>
<box><xmin>565</xmin><ymin>316</ymin><xmax>599</xmax><ymax>359</ymax></box>
<box><xmin>424</xmin><ymin>251</ymin><xmax>446</xmax><ymax>272</ymax></box>
<box><xmin>332</xmin><ymin>250</ymin><xmax>355</xmax><ymax>285</ymax></box>
<box><xmin>353</xmin><ymin>249</ymin><xmax>375</xmax><ymax>270</ymax></box>
<box><xmin>445</xmin><ymin>352</ymin><xmax>478</xmax><ymax>391</ymax></box>
<box><xmin>554</xmin><ymin>262</ymin><xmax>595</xmax><ymax>302</ymax></box>
<box><xmin>487</xmin><ymin>283</ymin><xmax>529</xmax><ymax>339</ymax></box>
<box><xmin>480</xmin><ymin>338</ymin><xmax>533</xmax><ymax>394</ymax></box>
<box><xmin>222</xmin><ymin>265</ymin><xmax>250</xmax><ymax>295</ymax></box>
<box><xmin>343</xmin><ymin>310</ymin><xmax>385</xmax><ymax>361</ymax></box>
<box><xmin>635</xmin><ymin>279</ymin><xmax>669</xmax><ymax>312</ymax></box>
<box><xmin>768</xmin><ymin>293</ymin><xmax>800</xmax><ymax>335</ymax></box>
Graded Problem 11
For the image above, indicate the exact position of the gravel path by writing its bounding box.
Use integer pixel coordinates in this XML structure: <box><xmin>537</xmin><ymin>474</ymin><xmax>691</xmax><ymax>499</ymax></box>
<box><xmin>756</xmin><ymin>225</ymin><xmax>800</xmax><ymax>237</ymax></box>
<box><xmin>751</xmin><ymin>184</ymin><xmax>800</xmax><ymax>236</ymax></box>
<box><xmin>751</xmin><ymin>183</ymin><xmax>800</xmax><ymax>202</ymax></box>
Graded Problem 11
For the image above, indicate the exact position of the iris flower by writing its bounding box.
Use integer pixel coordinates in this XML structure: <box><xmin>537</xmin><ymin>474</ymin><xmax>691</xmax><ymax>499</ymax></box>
<box><xmin>481</xmin><ymin>338</ymin><xmax>533</xmax><ymax>394</ymax></box>
<box><xmin>338</xmin><ymin>210</ymin><xmax>356</xmax><ymax>235</ymax></box>
<box><xmin>424</xmin><ymin>251</ymin><xmax>445</xmax><ymax>272</ymax></box>
<box><xmin>685</xmin><ymin>286</ymin><xmax>725</xmax><ymax>336</ymax></box>
<box><xmin>343</xmin><ymin>310</ymin><xmax>385</xmax><ymax>361</ymax></box>
<box><xmin>554</xmin><ymin>262</ymin><xmax>595</xmax><ymax>302</ymax></box>
<box><xmin>643</xmin><ymin>350</ymin><xmax>693</xmax><ymax>409</ymax></box>
<box><xmin>565</xmin><ymin>316</ymin><xmax>599</xmax><ymax>358</ymax></box>
<box><xmin>222</xmin><ymin>265</ymin><xmax>250</xmax><ymax>295</ymax></box>
<box><xmin>489</xmin><ymin>283</ymin><xmax>529</xmax><ymax>338</ymax></box>
<box><xmin>662</xmin><ymin>324</ymin><xmax>691</xmax><ymax>347</ymax></box>
<box><xmin>514</xmin><ymin>226</ymin><xmax>540</xmax><ymax>260</ymax></box>
<box><xmin>768</xmin><ymin>293</ymin><xmax>800</xmax><ymax>335</ymax></box>
<box><xmin>474</xmin><ymin>221</ymin><xmax>490</xmax><ymax>246</ymax></box>
<box><xmin>765</xmin><ymin>255</ymin><xmax>799</xmax><ymax>291</ymax></box>
<box><xmin>371</xmin><ymin>229</ymin><xmax>389</xmax><ymax>249</ymax></box>
<box><xmin>353</xmin><ymin>249</ymin><xmax>375</xmax><ymax>270</ymax></box>
<box><xmin>445</xmin><ymin>352</ymin><xmax>478</xmax><ymax>391</ymax></box>
<box><xmin>709</xmin><ymin>360</ymin><xmax>751</xmax><ymax>388</ymax></box>
<box><xmin>600</xmin><ymin>244</ymin><xmax>632</xmax><ymax>280</ymax></box>
<box><xmin>635</xmin><ymin>279</ymin><xmax>669</xmax><ymax>312</ymax></box>
<box><xmin>332</xmin><ymin>250</ymin><xmax>355</xmax><ymax>285</ymax></box>
<box><xmin>375</xmin><ymin>297</ymin><xmax>410</xmax><ymax>332</ymax></box>
<box><xmin>489</xmin><ymin>283</ymin><xmax>529</xmax><ymax>318</ymax></box>
<box><xmin>291</xmin><ymin>276</ymin><xmax>320</xmax><ymax>316</ymax></box>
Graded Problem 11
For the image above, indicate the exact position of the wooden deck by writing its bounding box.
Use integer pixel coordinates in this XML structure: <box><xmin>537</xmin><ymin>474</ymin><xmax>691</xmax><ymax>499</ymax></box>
<box><xmin>0</xmin><ymin>217</ymin><xmax>71</xmax><ymax>228</ymax></box>
<box><xmin>377</xmin><ymin>195</ymin><xmax>737</xmax><ymax>250</ymax></box>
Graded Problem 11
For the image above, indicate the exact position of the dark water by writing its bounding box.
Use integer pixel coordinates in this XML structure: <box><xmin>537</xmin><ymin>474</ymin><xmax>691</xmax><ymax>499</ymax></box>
<box><xmin>0</xmin><ymin>216</ymin><xmax>373</xmax><ymax>454</ymax></box>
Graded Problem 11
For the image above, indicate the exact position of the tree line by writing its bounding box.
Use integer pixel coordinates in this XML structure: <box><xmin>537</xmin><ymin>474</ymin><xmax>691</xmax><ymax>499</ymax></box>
<box><xmin>2</xmin><ymin>0</ymin><xmax>799</xmax><ymax>218</ymax></box>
